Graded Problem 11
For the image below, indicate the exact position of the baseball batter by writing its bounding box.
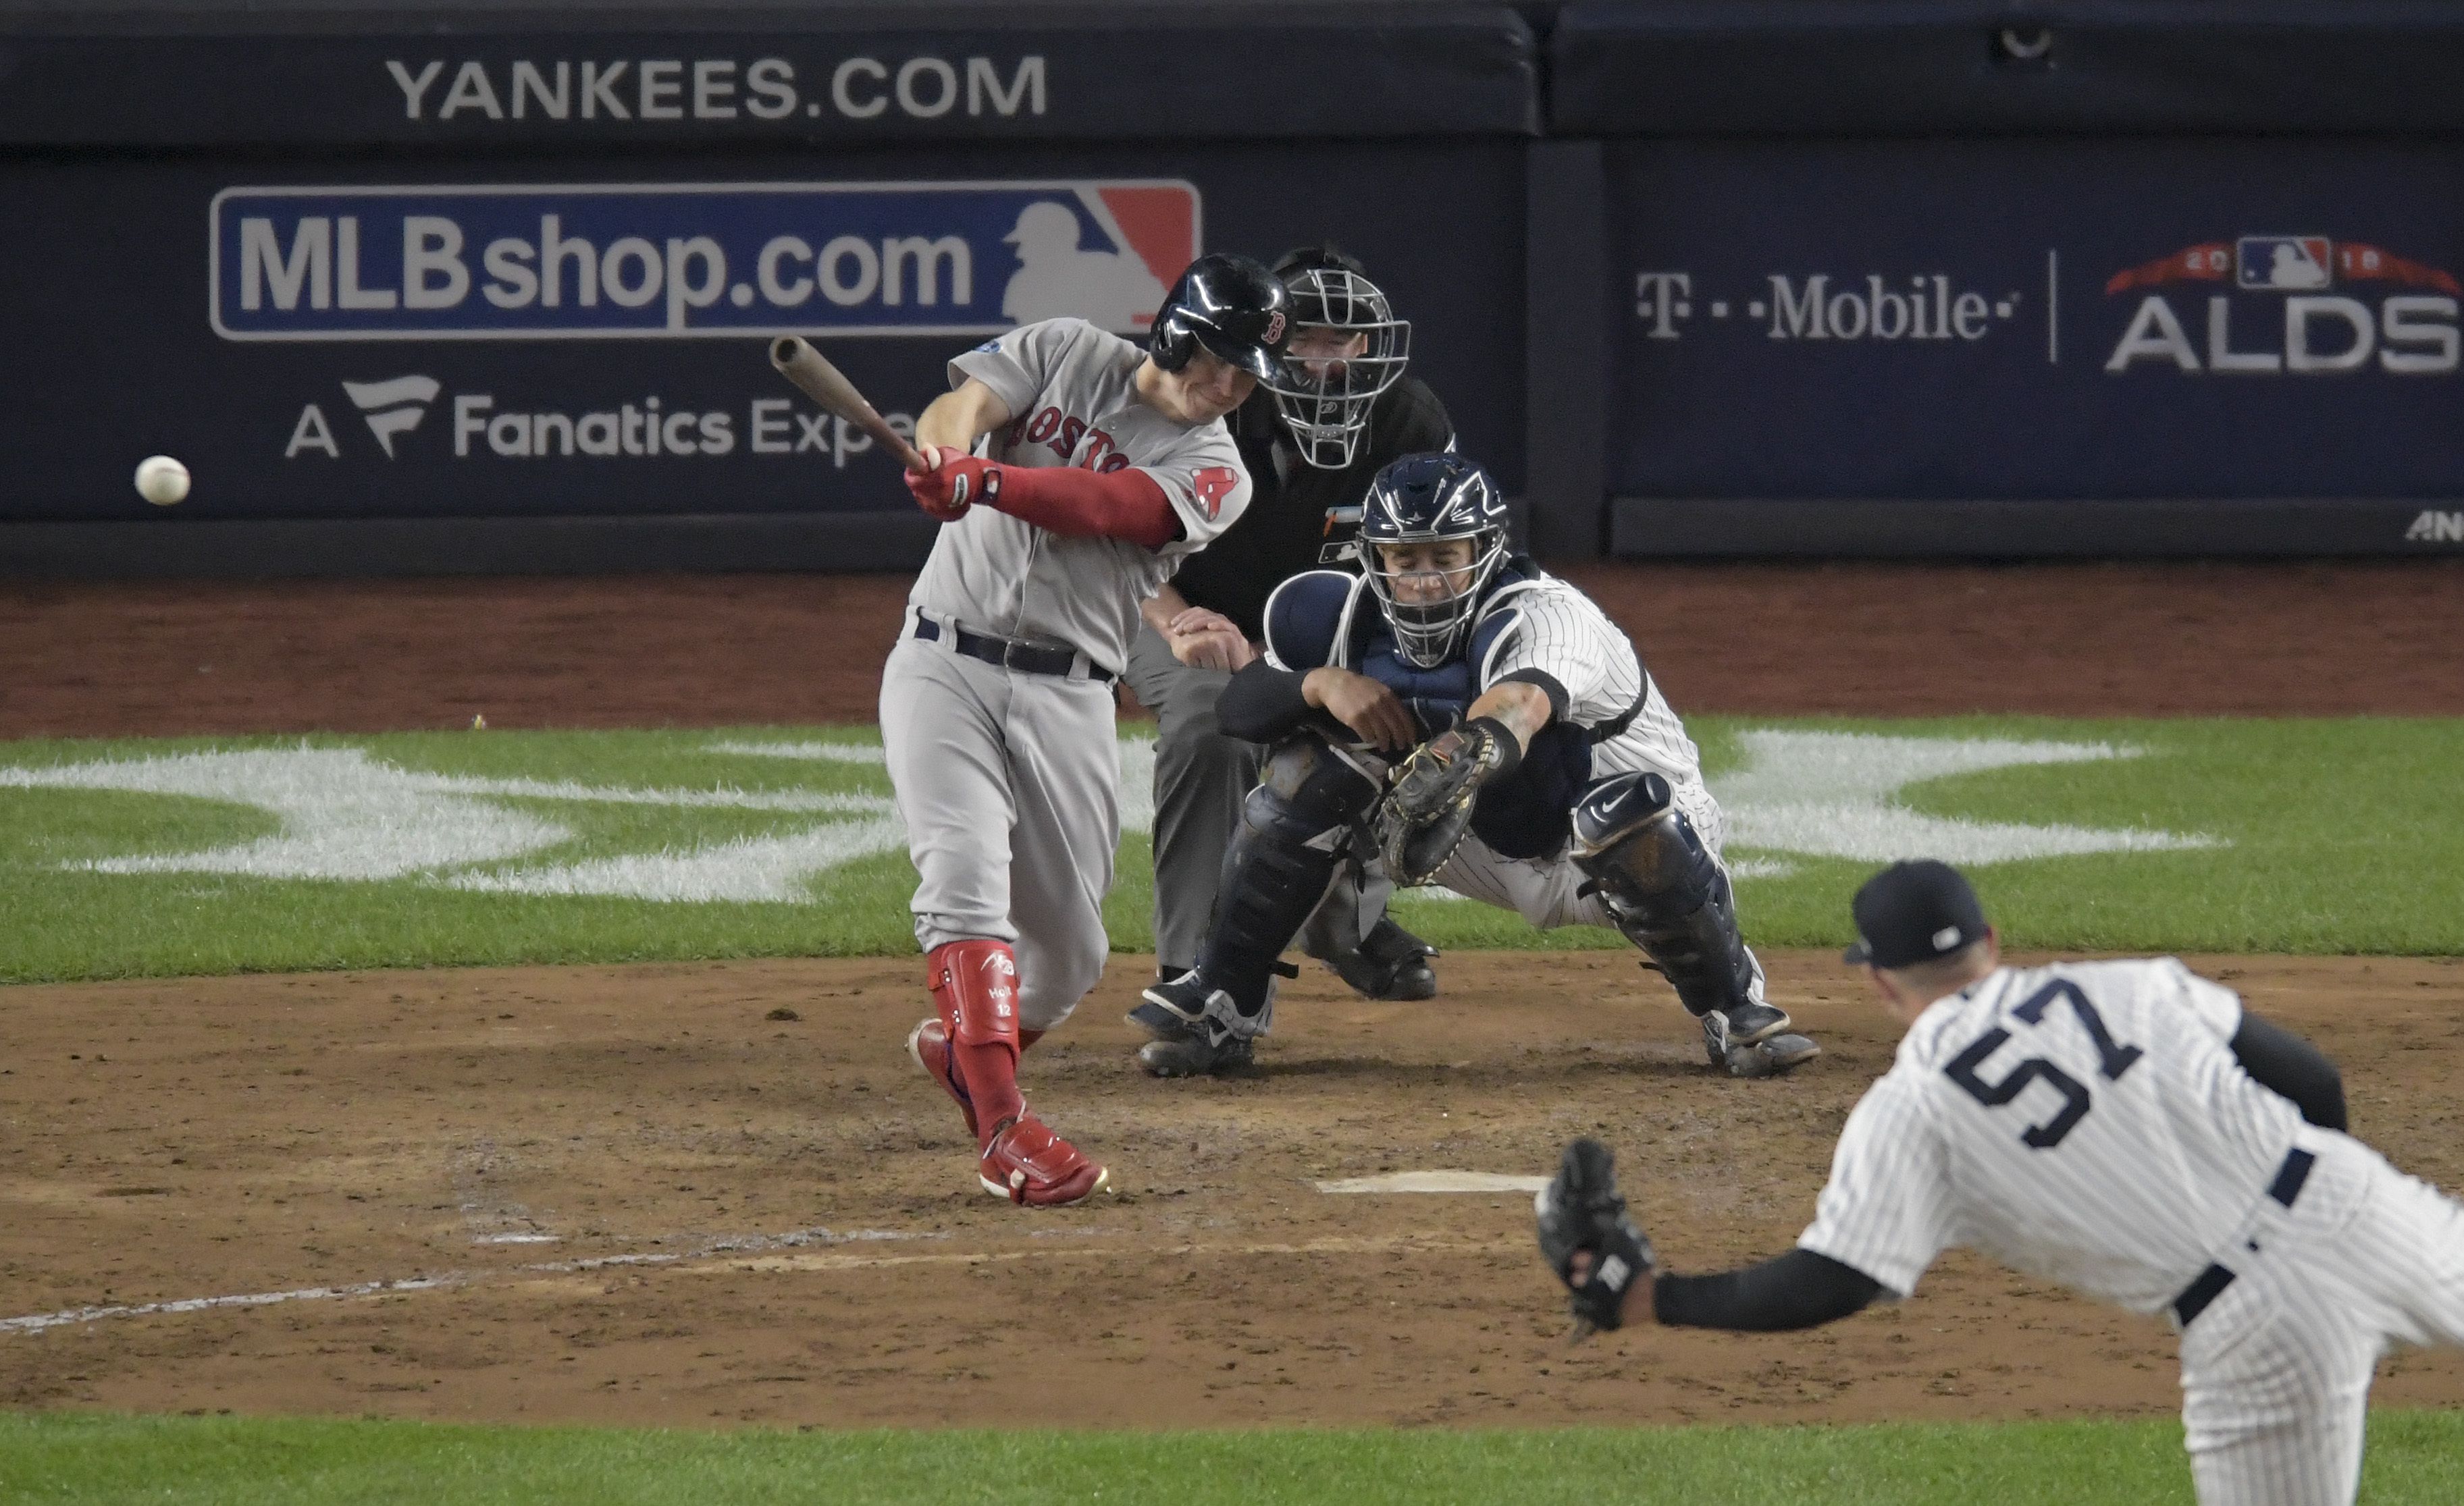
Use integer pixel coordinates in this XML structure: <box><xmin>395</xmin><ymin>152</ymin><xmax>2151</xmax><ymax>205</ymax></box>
<box><xmin>884</xmin><ymin>252</ymin><xmax>1290</xmax><ymax>1206</ymax></box>
<box><xmin>1538</xmin><ymin>859</ymin><xmax>2464</xmax><ymax>1506</ymax></box>
<box><xmin>1136</xmin><ymin>451</ymin><xmax>1818</xmax><ymax>1079</ymax></box>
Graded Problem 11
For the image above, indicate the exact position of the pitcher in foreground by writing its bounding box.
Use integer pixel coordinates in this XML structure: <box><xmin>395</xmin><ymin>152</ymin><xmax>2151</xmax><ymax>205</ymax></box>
<box><xmin>1538</xmin><ymin>859</ymin><xmax>2464</xmax><ymax>1505</ymax></box>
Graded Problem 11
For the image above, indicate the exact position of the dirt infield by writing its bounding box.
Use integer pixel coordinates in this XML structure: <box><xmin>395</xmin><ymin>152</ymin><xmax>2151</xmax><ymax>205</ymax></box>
<box><xmin>5</xmin><ymin>949</ymin><xmax>2462</xmax><ymax>1428</ymax></box>
<box><xmin>4</xmin><ymin>560</ymin><xmax>2460</xmax><ymax>1432</ymax></box>
<box><xmin>3</xmin><ymin>559</ymin><xmax>2460</xmax><ymax>738</ymax></box>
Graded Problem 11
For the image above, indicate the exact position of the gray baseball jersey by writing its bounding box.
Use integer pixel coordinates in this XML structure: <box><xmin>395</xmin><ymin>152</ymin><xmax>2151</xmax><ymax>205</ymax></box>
<box><xmin>908</xmin><ymin>317</ymin><xmax>1253</xmax><ymax>676</ymax></box>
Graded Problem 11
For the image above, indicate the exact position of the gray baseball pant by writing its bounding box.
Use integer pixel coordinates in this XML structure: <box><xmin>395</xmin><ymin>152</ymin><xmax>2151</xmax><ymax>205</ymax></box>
<box><xmin>879</xmin><ymin>628</ymin><xmax>1117</xmax><ymax>1031</ymax></box>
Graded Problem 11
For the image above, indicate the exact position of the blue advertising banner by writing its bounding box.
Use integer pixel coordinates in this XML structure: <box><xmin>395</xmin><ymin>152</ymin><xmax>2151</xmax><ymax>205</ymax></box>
<box><xmin>0</xmin><ymin>145</ymin><xmax>1525</xmax><ymax>536</ymax></box>
<box><xmin>212</xmin><ymin>181</ymin><xmax>1199</xmax><ymax>340</ymax></box>
<box><xmin>1606</xmin><ymin>139</ymin><xmax>2464</xmax><ymax>506</ymax></box>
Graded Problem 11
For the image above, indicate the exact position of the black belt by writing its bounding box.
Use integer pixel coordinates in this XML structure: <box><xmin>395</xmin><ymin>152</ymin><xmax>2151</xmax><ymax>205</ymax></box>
<box><xmin>913</xmin><ymin>613</ymin><xmax>1114</xmax><ymax>685</ymax></box>
<box><xmin>2172</xmin><ymin>1147</ymin><xmax>2317</xmax><ymax>1328</ymax></box>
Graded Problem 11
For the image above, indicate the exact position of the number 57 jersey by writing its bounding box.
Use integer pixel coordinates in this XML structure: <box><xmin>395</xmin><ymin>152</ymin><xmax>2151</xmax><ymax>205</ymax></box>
<box><xmin>1798</xmin><ymin>959</ymin><xmax>2305</xmax><ymax>1316</ymax></box>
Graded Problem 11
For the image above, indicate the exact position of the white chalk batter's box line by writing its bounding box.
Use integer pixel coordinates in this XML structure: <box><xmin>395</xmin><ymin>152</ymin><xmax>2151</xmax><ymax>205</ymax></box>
<box><xmin>1</xmin><ymin>1187</ymin><xmax>1537</xmax><ymax>1336</ymax></box>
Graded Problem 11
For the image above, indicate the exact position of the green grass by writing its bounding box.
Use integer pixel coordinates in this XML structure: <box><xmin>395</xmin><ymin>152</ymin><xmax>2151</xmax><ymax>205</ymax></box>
<box><xmin>0</xmin><ymin>717</ymin><xmax>2458</xmax><ymax>984</ymax></box>
<box><xmin>3</xmin><ymin>1411</ymin><xmax>2461</xmax><ymax>1504</ymax></box>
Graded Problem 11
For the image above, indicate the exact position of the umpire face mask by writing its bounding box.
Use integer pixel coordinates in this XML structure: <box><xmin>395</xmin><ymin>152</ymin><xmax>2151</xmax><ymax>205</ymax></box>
<box><xmin>1263</xmin><ymin>266</ymin><xmax>1410</xmax><ymax>470</ymax></box>
<box><xmin>1368</xmin><ymin>535</ymin><xmax>1504</xmax><ymax>668</ymax></box>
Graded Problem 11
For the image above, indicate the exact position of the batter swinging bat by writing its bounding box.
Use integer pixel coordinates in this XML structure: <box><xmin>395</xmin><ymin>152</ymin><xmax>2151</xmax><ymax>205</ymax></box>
<box><xmin>768</xmin><ymin>336</ymin><xmax>930</xmax><ymax>473</ymax></box>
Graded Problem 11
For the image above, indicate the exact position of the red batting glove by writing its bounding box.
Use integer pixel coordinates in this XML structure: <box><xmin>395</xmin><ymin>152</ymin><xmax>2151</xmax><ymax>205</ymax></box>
<box><xmin>904</xmin><ymin>446</ymin><xmax>993</xmax><ymax>522</ymax></box>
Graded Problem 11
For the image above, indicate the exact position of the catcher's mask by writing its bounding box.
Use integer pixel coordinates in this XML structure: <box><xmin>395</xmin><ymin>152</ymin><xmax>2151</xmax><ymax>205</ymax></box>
<box><xmin>1264</xmin><ymin>245</ymin><xmax>1411</xmax><ymax>470</ymax></box>
<box><xmin>1359</xmin><ymin>452</ymin><xmax>1509</xmax><ymax>668</ymax></box>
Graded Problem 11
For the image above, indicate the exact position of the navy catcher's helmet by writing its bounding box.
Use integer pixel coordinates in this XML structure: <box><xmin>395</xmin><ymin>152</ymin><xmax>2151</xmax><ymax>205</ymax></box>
<box><xmin>1265</xmin><ymin>244</ymin><xmax>1411</xmax><ymax>471</ymax></box>
<box><xmin>1150</xmin><ymin>253</ymin><xmax>1291</xmax><ymax>381</ymax></box>
<box><xmin>1359</xmin><ymin>452</ymin><xmax>1510</xmax><ymax>668</ymax></box>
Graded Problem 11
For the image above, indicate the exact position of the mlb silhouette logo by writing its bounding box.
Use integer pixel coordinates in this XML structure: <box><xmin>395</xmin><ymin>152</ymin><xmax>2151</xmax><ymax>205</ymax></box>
<box><xmin>997</xmin><ymin>184</ymin><xmax>1199</xmax><ymax>335</ymax></box>
<box><xmin>2236</xmin><ymin>236</ymin><xmax>2333</xmax><ymax>292</ymax></box>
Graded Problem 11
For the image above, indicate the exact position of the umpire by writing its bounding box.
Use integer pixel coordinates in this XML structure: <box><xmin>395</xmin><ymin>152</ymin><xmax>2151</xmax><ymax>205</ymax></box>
<box><xmin>1123</xmin><ymin>244</ymin><xmax>1454</xmax><ymax>1006</ymax></box>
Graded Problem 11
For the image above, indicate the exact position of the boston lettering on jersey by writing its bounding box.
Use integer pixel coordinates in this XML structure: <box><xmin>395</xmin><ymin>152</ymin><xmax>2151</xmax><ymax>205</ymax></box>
<box><xmin>1001</xmin><ymin>403</ymin><xmax>1240</xmax><ymax>516</ymax></box>
<box><xmin>1007</xmin><ymin>404</ymin><xmax>1137</xmax><ymax>472</ymax></box>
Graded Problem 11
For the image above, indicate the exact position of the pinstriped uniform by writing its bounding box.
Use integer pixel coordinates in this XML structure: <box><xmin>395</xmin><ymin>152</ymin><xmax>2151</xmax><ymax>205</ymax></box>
<box><xmin>1798</xmin><ymin>958</ymin><xmax>2464</xmax><ymax>1505</ymax></box>
<box><xmin>1428</xmin><ymin>576</ymin><xmax>1744</xmax><ymax>942</ymax></box>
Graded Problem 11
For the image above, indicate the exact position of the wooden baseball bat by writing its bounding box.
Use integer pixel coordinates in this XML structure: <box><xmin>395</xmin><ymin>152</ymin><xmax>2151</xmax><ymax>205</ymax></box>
<box><xmin>768</xmin><ymin>336</ymin><xmax>930</xmax><ymax>472</ymax></box>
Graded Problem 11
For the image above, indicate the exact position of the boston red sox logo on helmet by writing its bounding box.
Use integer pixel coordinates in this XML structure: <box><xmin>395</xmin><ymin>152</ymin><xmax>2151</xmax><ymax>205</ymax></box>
<box><xmin>1149</xmin><ymin>254</ymin><xmax>1292</xmax><ymax>381</ymax></box>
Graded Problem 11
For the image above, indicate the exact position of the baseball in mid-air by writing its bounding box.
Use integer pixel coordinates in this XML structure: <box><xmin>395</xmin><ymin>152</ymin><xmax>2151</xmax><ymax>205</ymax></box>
<box><xmin>134</xmin><ymin>454</ymin><xmax>190</xmax><ymax>506</ymax></box>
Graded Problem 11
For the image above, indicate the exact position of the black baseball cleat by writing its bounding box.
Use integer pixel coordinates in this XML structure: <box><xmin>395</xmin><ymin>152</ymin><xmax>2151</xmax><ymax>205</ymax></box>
<box><xmin>1700</xmin><ymin>1002</ymin><xmax>1819</xmax><ymax>1077</ymax></box>
<box><xmin>1309</xmin><ymin>918</ymin><xmax>1438</xmax><ymax>1001</ymax></box>
<box><xmin>1128</xmin><ymin>969</ymin><xmax>1209</xmax><ymax>1042</ymax></box>
<box><xmin>1131</xmin><ymin>971</ymin><xmax>1265</xmax><ymax>1077</ymax></box>
<box><xmin>1721</xmin><ymin>1000</ymin><xmax>1793</xmax><ymax>1046</ymax></box>
<box><xmin>1136</xmin><ymin>1031</ymin><xmax>1255</xmax><ymax>1078</ymax></box>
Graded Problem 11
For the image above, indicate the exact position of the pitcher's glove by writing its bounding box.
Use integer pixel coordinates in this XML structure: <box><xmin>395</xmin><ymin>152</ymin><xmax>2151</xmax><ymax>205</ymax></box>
<box><xmin>1374</xmin><ymin>716</ymin><xmax>1521</xmax><ymax>886</ymax></box>
<box><xmin>1535</xmin><ymin>1138</ymin><xmax>1656</xmax><ymax>1340</ymax></box>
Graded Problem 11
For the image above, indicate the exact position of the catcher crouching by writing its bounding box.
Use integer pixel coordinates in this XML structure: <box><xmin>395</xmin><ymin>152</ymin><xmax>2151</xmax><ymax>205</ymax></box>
<box><xmin>1132</xmin><ymin>451</ymin><xmax>1818</xmax><ymax>1079</ymax></box>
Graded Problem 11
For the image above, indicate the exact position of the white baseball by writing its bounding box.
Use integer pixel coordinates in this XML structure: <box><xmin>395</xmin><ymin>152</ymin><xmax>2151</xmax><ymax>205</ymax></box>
<box><xmin>134</xmin><ymin>455</ymin><xmax>190</xmax><ymax>507</ymax></box>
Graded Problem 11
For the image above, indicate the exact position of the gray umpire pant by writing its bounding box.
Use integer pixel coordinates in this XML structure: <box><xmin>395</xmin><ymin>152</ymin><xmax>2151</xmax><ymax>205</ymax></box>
<box><xmin>1123</xmin><ymin>623</ymin><xmax>1378</xmax><ymax>974</ymax></box>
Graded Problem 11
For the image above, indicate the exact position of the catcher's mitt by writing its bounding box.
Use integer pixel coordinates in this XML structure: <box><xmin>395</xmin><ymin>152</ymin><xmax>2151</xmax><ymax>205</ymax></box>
<box><xmin>1375</xmin><ymin>717</ymin><xmax>1519</xmax><ymax>886</ymax></box>
<box><xmin>1535</xmin><ymin>1137</ymin><xmax>1656</xmax><ymax>1339</ymax></box>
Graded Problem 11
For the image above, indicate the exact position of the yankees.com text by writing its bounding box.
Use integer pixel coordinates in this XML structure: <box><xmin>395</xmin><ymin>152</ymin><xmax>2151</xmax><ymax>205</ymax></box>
<box><xmin>385</xmin><ymin>56</ymin><xmax>1045</xmax><ymax>125</ymax></box>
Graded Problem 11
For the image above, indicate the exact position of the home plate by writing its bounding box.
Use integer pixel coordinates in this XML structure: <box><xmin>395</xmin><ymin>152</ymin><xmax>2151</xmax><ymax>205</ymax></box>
<box><xmin>1314</xmin><ymin>1171</ymin><xmax>1550</xmax><ymax>1195</ymax></box>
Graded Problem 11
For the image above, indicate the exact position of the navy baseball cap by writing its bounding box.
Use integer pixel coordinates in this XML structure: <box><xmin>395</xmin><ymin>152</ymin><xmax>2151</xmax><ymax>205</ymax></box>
<box><xmin>1842</xmin><ymin>860</ymin><xmax>1989</xmax><ymax>969</ymax></box>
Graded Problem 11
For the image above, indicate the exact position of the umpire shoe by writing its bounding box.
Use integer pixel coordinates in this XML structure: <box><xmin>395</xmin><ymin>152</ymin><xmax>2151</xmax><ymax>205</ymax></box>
<box><xmin>1126</xmin><ymin>968</ymin><xmax>1207</xmax><ymax>1042</ymax></box>
<box><xmin>979</xmin><ymin>1113</ymin><xmax>1109</xmax><ymax>1206</ymax></box>
<box><xmin>906</xmin><ymin>1016</ymin><xmax>978</xmax><ymax>1139</ymax></box>
<box><xmin>1136</xmin><ymin>1031</ymin><xmax>1256</xmax><ymax>1078</ymax></box>
<box><xmin>1131</xmin><ymin>971</ymin><xmax>1258</xmax><ymax>1077</ymax></box>
<box><xmin>1309</xmin><ymin>919</ymin><xmax>1439</xmax><ymax>1002</ymax></box>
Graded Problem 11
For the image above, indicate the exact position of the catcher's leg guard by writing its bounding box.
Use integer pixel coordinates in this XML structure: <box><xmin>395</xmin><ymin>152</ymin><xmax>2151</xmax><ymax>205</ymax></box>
<box><xmin>927</xmin><ymin>939</ymin><xmax>1025</xmax><ymax>1147</ymax></box>
<box><xmin>1570</xmin><ymin>772</ymin><xmax>1767</xmax><ymax>1024</ymax></box>
<box><xmin>1184</xmin><ymin>734</ymin><xmax>1380</xmax><ymax>1037</ymax></box>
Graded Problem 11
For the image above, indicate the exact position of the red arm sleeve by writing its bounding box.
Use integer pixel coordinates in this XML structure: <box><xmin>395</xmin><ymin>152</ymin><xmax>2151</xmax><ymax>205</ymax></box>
<box><xmin>985</xmin><ymin>464</ymin><xmax>1181</xmax><ymax>549</ymax></box>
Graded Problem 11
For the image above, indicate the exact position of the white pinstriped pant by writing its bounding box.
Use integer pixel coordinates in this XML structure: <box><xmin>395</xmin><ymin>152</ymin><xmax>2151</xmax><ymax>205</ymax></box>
<box><xmin>2175</xmin><ymin>1131</ymin><xmax>2464</xmax><ymax>1505</ymax></box>
<box><xmin>1425</xmin><ymin>775</ymin><xmax>1769</xmax><ymax>1008</ymax></box>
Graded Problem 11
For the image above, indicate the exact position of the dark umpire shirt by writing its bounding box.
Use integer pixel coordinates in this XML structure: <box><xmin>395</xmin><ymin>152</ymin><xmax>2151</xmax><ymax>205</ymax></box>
<box><xmin>1168</xmin><ymin>375</ymin><xmax>1454</xmax><ymax>643</ymax></box>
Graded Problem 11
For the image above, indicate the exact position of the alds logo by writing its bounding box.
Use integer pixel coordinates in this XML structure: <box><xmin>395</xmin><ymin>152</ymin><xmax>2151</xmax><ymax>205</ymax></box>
<box><xmin>2104</xmin><ymin>233</ymin><xmax>2461</xmax><ymax>376</ymax></box>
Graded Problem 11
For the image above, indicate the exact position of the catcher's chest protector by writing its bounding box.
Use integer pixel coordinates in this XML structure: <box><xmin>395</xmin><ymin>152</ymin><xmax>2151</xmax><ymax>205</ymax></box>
<box><xmin>1355</xmin><ymin>637</ymin><xmax>1478</xmax><ymax>736</ymax></box>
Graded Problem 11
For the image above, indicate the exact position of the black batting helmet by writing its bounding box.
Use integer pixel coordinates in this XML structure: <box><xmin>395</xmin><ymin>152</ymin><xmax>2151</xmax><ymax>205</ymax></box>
<box><xmin>1149</xmin><ymin>253</ymin><xmax>1292</xmax><ymax>381</ymax></box>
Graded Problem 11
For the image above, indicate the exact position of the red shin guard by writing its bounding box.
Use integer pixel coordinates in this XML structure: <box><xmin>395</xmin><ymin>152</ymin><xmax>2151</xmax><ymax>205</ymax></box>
<box><xmin>927</xmin><ymin>940</ymin><xmax>1027</xmax><ymax>1145</ymax></box>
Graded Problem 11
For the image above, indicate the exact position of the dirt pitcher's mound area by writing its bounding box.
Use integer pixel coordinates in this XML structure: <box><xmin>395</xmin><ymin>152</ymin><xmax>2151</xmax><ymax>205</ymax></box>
<box><xmin>5</xmin><ymin>949</ymin><xmax>2460</xmax><ymax>1429</ymax></box>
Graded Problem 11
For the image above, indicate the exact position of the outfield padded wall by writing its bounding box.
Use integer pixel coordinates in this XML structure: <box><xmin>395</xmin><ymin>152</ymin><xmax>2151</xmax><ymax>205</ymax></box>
<box><xmin>3</xmin><ymin>1</ymin><xmax>2461</xmax><ymax>571</ymax></box>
